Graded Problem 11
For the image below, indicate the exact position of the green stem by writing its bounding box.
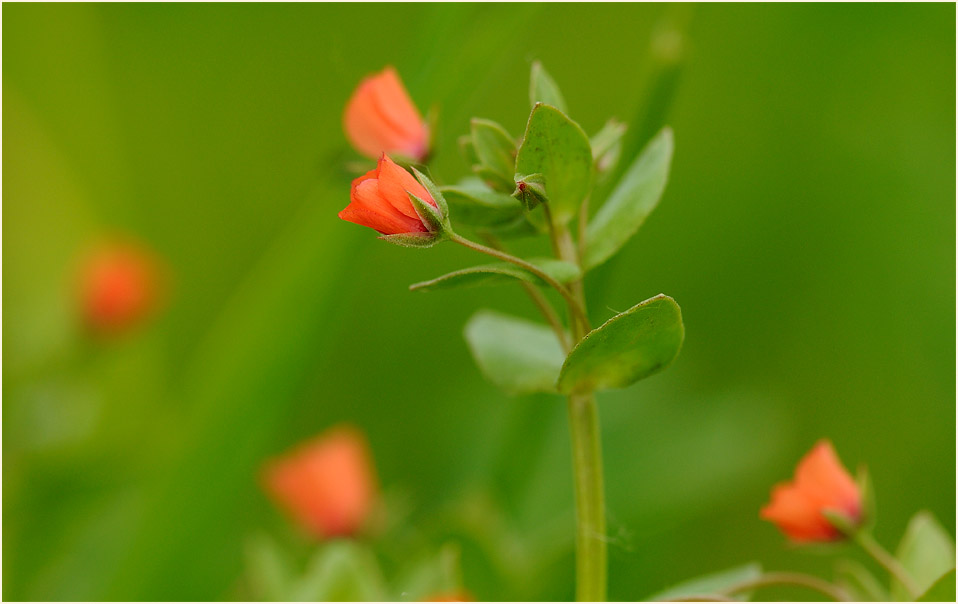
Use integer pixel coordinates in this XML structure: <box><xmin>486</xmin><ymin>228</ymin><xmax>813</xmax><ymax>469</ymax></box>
<box><xmin>567</xmin><ymin>392</ymin><xmax>607</xmax><ymax>601</ymax></box>
<box><xmin>854</xmin><ymin>531</ymin><xmax>920</xmax><ymax>599</ymax></box>
<box><xmin>450</xmin><ymin>232</ymin><xmax>590</xmax><ymax>330</ymax></box>
<box><xmin>719</xmin><ymin>571</ymin><xmax>853</xmax><ymax>602</ymax></box>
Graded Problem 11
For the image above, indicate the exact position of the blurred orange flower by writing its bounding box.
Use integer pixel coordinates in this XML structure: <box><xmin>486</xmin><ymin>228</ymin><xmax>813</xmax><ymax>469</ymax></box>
<box><xmin>343</xmin><ymin>66</ymin><xmax>429</xmax><ymax>161</ymax></box>
<box><xmin>79</xmin><ymin>240</ymin><xmax>163</xmax><ymax>334</ymax></box>
<box><xmin>262</xmin><ymin>425</ymin><xmax>377</xmax><ymax>539</ymax></box>
<box><xmin>338</xmin><ymin>154</ymin><xmax>437</xmax><ymax>235</ymax></box>
<box><xmin>760</xmin><ymin>439</ymin><xmax>862</xmax><ymax>542</ymax></box>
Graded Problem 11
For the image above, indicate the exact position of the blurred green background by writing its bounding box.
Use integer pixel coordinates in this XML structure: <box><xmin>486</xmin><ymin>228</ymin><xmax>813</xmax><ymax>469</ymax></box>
<box><xmin>3</xmin><ymin>3</ymin><xmax>954</xmax><ymax>601</ymax></box>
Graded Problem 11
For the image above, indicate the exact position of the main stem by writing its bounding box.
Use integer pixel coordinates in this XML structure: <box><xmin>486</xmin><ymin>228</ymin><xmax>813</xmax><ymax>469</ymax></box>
<box><xmin>554</xmin><ymin>223</ymin><xmax>607</xmax><ymax>602</ymax></box>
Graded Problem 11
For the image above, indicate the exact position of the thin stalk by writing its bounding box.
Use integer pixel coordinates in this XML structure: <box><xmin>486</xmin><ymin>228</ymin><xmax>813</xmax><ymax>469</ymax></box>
<box><xmin>567</xmin><ymin>392</ymin><xmax>607</xmax><ymax>602</ymax></box>
<box><xmin>854</xmin><ymin>531</ymin><xmax>919</xmax><ymax>599</ymax></box>
<box><xmin>450</xmin><ymin>233</ymin><xmax>589</xmax><ymax>330</ymax></box>
<box><xmin>720</xmin><ymin>571</ymin><xmax>853</xmax><ymax>602</ymax></box>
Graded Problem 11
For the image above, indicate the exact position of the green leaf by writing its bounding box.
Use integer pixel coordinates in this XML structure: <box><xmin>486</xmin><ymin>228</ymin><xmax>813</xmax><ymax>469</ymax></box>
<box><xmin>464</xmin><ymin>310</ymin><xmax>565</xmax><ymax>395</ymax></box>
<box><xmin>591</xmin><ymin>119</ymin><xmax>626</xmax><ymax>164</ymax></box>
<box><xmin>557</xmin><ymin>294</ymin><xmax>684</xmax><ymax>394</ymax></box>
<box><xmin>411</xmin><ymin>258</ymin><xmax>580</xmax><ymax>292</ymax></box>
<box><xmin>471</xmin><ymin>118</ymin><xmax>516</xmax><ymax>184</ymax></box>
<box><xmin>918</xmin><ymin>568</ymin><xmax>956</xmax><ymax>602</ymax></box>
<box><xmin>289</xmin><ymin>541</ymin><xmax>387</xmax><ymax>602</ymax></box>
<box><xmin>835</xmin><ymin>559</ymin><xmax>890</xmax><ymax>602</ymax></box>
<box><xmin>441</xmin><ymin>180</ymin><xmax>523</xmax><ymax>227</ymax></box>
<box><xmin>584</xmin><ymin>127</ymin><xmax>673</xmax><ymax>269</ymax></box>
<box><xmin>515</xmin><ymin>103</ymin><xmax>593</xmax><ymax>224</ymax></box>
<box><xmin>892</xmin><ymin>511</ymin><xmax>956</xmax><ymax>601</ymax></box>
<box><xmin>647</xmin><ymin>562</ymin><xmax>762</xmax><ymax>602</ymax></box>
<box><xmin>529</xmin><ymin>61</ymin><xmax>568</xmax><ymax>114</ymax></box>
<box><xmin>244</xmin><ymin>534</ymin><xmax>294</xmax><ymax>601</ymax></box>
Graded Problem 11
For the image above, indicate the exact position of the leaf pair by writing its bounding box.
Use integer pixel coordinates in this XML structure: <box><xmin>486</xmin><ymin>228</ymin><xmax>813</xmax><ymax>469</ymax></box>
<box><xmin>464</xmin><ymin>294</ymin><xmax>684</xmax><ymax>396</ymax></box>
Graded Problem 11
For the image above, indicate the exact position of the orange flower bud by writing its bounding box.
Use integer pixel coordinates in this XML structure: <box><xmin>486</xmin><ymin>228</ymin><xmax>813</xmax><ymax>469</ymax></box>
<box><xmin>343</xmin><ymin>66</ymin><xmax>429</xmax><ymax>161</ymax></box>
<box><xmin>760</xmin><ymin>440</ymin><xmax>862</xmax><ymax>542</ymax></box>
<box><xmin>79</xmin><ymin>240</ymin><xmax>162</xmax><ymax>334</ymax></box>
<box><xmin>262</xmin><ymin>425</ymin><xmax>377</xmax><ymax>539</ymax></box>
<box><xmin>338</xmin><ymin>154</ymin><xmax>438</xmax><ymax>235</ymax></box>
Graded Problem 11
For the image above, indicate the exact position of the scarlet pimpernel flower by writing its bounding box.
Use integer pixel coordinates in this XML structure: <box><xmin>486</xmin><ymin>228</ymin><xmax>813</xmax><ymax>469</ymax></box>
<box><xmin>262</xmin><ymin>425</ymin><xmax>377</xmax><ymax>539</ymax></box>
<box><xmin>338</xmin><ymin>154</ymin><xmax>446</xmax><ymax>242</ymax></box>
<box><xmin>79</xmin><ymin>240</ymin><xmax>163</xmax><ymax>335</ymax></box>
<box><xmin>343</xmin><ymin>66</ymin><xmax>430</xmax><ymax>162</ymax></box>
<box><xmin>761</xmin><ymin>439</ymin><xmax>863</xmax><ymax>542</ymax></box>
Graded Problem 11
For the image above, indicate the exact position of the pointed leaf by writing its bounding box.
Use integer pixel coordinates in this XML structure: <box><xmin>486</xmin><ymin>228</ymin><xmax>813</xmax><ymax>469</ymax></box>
<box><xmin>441</xmin><ymin>180</ymin><xmax>523</xmax><ymax>227</ymax></box>
<box><xmin>558</xmin><ymin>294</ymin><xmax>684</xmax><ymax>394</ymax></box>
<box><xmin>290</xmin><ymin>541</ymin><xmax>387</xmax><ymax>602</ymax></box>
<box><xmin>648</xmin><ymin>562</ymin><xmax>762</xmax><ymax>602</ymax></box>
<box><xmin>584</xmin><ymin>127</ymin><xmax>673</xmax><ymax>269</ymax></box>
<box><xmin>529</xmin><ymin>61</ymin><xmax>568</xmax><ymax>114</ymax></box>
<box><xmin>411</xmin><ymin>258</ymin><xmax>580</xmax><ymax>292</ymax></box>
<box><xmin>893</xmin><ymin>511</ymin><xmax>956</xmax><ymax>600</ymax></box>
<box><xmin>515</xmin><ymin>103</ymin><xmax>593</xmax><ymax>224</ymax></box>
<box><xmin>464</xmin><ymin>310</ymin><xmax>565</xmax><ymax>395</ymax></box>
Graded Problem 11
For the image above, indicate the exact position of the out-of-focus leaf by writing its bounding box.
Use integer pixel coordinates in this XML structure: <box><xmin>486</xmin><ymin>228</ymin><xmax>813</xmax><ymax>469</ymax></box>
<box><xmin>591</xmin><ymin>119</ymin><xmax>627</xmax><ymax>177</ymax></box>
<box><xmin>892</xmin><ymin>511</ymin><xmax>956</xmax><ymax>601</ymax></box>
<box><xmin>471</xmin><ymin>118</ymin><xmax>516</xmax><ymax>188</ymax></box>
<box><xmin>584</xmin><ymin>127</ymin><xmax>673</xmax><ymax>269</ymax></box>
<box><xmin>529</xmin><ymin>61</ymin><xmax>568</xmax><ymax>114</ymax></box>
<box><xmin>289</xmin><ymin>541</ymin><xmax>386</xmax><ymax>602</ymax></box>
<box><xmin>835</xmin><ymin>559</ymin><xmax>890</xmax><ymax>601</ymax></box>
<box><xmin>647</xmin><ymin>562</ymin><xmax>762</xmax><ymax>601</ymax></box>
<box><xmin>244</xmin><ymin>534</ymin><xmax>294</xmax><ymax>601</ymax></box>
<box><xmin>918</xmin><ymin>568</ymin><xmax>956</xmax><ymax>602</ymax></box>
<box><xmin>392</xmin><ymin>543</ymin><xmax>463</xmax><ymax>601</ymax></box>
<box><xmin>411</xmin><ymin>258</ymin><xmax>580</xmax><ymax>292</ymax></box>
<box><xmin>464</xmin><ymin>310</ymin><xmax>565</xmax><ymax>395</ymax></box>
<box><xmin>515</xmin><ymin>103</ymin><xmax>593</xmax><ymax>224</ymax></box>
<box><xmin>557</xmin><ymin>294</ymin><xmax>683</xmax><ymax>394</ymax></box>
<box><xmin>442</xmin><ymin>181</ymin><xmax>523</xmax><ymax>227</ymax></box>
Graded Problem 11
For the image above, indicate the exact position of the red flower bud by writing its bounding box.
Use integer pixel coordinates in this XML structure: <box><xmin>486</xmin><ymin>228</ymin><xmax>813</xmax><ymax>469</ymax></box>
<box><xmin>343</xmin><ymin>66</ymin><xmax>429</xmax><ymax>161</ymax></box>
<box><xmin>79</xmin><ymin>240</ymin><xmax>162</xmax><ymax>334</ymax></box>
<box><xmin>760</xmin><ymin>440</ymin><xmax>862</xmax><ymax>542</ymax></box>
<box><xmin>262</xmin><ymin>425</ymin><xmax>377</xmax><ymax>539</ymax></box>
<box><xmin>338</xmin><ymin>154</ymin><xmax>438</xmax><ymax>235</ymax></box>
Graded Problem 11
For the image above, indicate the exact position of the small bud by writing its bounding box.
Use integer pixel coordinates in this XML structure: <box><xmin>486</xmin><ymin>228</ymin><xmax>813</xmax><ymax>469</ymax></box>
<box><xmin>262</xmin><ymin>425</ymin><xmax>378</xmax><ymax>540</ymax></box>
<box><xmin>78</xmin><ymin>240</ymin><xmax>163</xmax><ymax>335</ymax></box>
<box><xmin>512</xmin><ymin>173</ymin><xmax>548</xmax><ymax>210</ymax></box>
<box><xmin>343</xmin><ymin>67</ymin><xmax>429</xmax><ymax>162</ymax></box>
<box><xmin>760</xmin><ymin>440</ymin><xmax>863</xmax><ymax>542</ymax></box>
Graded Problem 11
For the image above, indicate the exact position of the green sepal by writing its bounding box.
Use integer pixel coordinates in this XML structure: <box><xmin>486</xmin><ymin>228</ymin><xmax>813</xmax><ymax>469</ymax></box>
<box><xmin>408</xmin><ymin>192</ymin><xmax>447</xmax><ymax>234</ymax></box>
<box><xmin>557</xmin><ymin>294</ymin><xmax>684</xmax><ymax>394</ymax></box>
<box><xmin>512</xmin><ymin>173</ymin><xmax>549</xmax><ymax>210</ymax></box>
<box><xmin>856</xmin><ymin>465</ymin><xmax>876</xmax><ymax>532</ymax></box>
<box><xmin>378</xmin><ymin>232</ymin><xmax>444</xmax><ymax>248</ymax></box>
<box><xmin>822</xmin><ymin>508</ymin><xmax>863</xmax><ymax>538</ymax></box>
<box><xmin>409</xmin><ymin>258</ymin><xmax>580</xmax><ymax>292</ymax></box>
<box><xmin>410</xmin><ymin>167</ymin><xmax>449</xmax><ymax>220</ymax></box>
<box><xmin>464</xmin><ymin>310</ymin><xmax>566</xmax><ymax>395</ymax></box>
<box><xmin>529</xmin><ymin>61</ymin><xmax>568</xmax><ymax>115</ymax></box>
<box><xmin>515</xmin><ymin>103</ymin><xmax>593</xmax><ymax>224</ymax></box>
<box><xmin>470</xmin><ymin>118</ymin><xmax>516</xmax><ymax>191</ymax></box>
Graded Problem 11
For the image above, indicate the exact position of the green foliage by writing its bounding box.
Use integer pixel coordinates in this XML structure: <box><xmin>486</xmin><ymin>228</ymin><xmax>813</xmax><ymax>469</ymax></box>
<box><xmin>470</xmin><ymin>118</ymin><xmax>517</xmax><ymax>192</ymax></box>
<box><xmin>647</xmin><ymin>562</ymin><xmax>762</xmax><ymax>601</ymax></box>
<box><xmin>464</xmin><ymin>311</ymin><xmax>565</xmax><ymax>395</ymax></box>
<box><xmin>514</xmin><ymin>103</ymin><xmax>593</xmax><ymax>224</ymax></box>
<box><xmin>590</xmin><ymin>119</ymin><xmax>626</xmax><ymax>176</ymax></box>
<box><xmin>410</xmin><ymin>259</ymin><xmax>580</xmax><ymax>292</ymax></box>
<box><xmin>557</xmin><ymin>294</ymin><xmax>684</xmax><ymax>394</ymax></box>
<box><xmin>441</xmin><ymin>181</ymin><xmax>524</xmax><ymax>227</ymax></box>
<box><xmin>835</xmin><ymin>559</ymin><xmax>890</xmax><ymax>601</ymax></box>
<box><xmin>584</xmin><ymin>127</ymin><xmax>673</xmax><ymax>269</ymax></box>
<box><xmin>529</xmin><ymin>61</ymin><xmax>568</xmax><ymax>114</ymax></box>
<box><xmin>379</xmin><ymin>232</ymin><xmax>443</xmax><ymax>248</ymax></box>
<box><xmin>918</xmin><ymin>569</ymin><xmax>956</xmax><ymax>602</ymax></box>
<box><xmin>893</xmin><ymin>511</ymin><xmax>956</xmax><ymax>601</ymax></box>
<box><xmin>288</xmin><ymin>542</ymin><xmax>387</xmax><ymax>602</ymax></box>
